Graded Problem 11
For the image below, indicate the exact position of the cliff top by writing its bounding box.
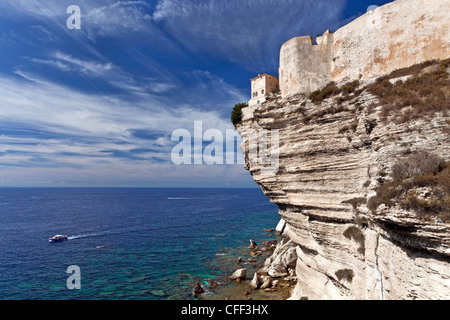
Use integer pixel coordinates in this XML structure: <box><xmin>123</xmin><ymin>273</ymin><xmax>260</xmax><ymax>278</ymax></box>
<box><xmin>279</xmin><ymin>0</ymin><xmax>450</xmax><ymax>97</ymax></box>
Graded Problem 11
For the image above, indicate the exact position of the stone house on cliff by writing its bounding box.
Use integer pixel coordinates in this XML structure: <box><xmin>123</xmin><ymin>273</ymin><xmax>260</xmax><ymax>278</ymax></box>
<box><xmin>248</xmin><ymin>73</ymin><xmax>279</xmax><ymax>106</ymax></box>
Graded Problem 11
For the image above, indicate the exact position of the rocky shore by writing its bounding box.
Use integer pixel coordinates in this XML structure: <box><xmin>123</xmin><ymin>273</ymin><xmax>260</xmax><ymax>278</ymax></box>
<box><xmin>194</xmin><ymin>227</ymin><xmax>297</xmax><ymax>300</ymax></box>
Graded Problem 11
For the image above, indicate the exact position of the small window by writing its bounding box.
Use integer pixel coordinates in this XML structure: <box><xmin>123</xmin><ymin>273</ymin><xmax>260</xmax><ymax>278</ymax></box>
<box><xmin>257</xmin><ymin>100</ymin><xmax>260</xmax><ymax>104</ymax></box>
<box><xmin>261</xmin><ymin>89</ymin><xmax>265</xmax><ymax>94</ymax></box>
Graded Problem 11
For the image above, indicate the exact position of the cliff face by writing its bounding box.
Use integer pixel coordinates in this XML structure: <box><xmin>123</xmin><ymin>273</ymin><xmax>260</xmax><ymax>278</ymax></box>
<box><xmin>237</xmin><ymin>0</ymin><xmax>450</xmax><ymax>299</ymax></box>
<box><xmin>238</xmin><ymin>84</ymin><xmax>450</xmax><ymax>299</ymax></box>
<box><xmin>279</xmin><ymin>0</ymin><xmax>450</xmax><ymax>97</ymax></box>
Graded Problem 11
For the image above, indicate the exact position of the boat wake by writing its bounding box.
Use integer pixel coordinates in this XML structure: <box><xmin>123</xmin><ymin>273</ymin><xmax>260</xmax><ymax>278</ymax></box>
<box><xmin>67</xmin><ymin>231</ymin><xmax>113</xmax><ymax>240</ymax></box>
<box><xmin>66</xmin><ymin>223</ymin><xmax>156</xmax><ymax>241</ymax></box>
<box><xmin>167</xmin><ymin>197</ymin><xmax>210</xmax><ymax>200</ymax></box>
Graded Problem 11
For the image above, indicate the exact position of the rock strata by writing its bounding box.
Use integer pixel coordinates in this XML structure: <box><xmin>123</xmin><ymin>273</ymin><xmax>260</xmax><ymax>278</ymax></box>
<box><xmin>237</xmin><ymin>74</ymin><xmax>450</xmax><ymax>299</ymax></box>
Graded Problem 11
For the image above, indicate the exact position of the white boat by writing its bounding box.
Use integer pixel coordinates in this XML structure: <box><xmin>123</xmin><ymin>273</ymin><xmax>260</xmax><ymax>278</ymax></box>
<box><xmin>49</xmin><ymin>234</ymin><xmax>68</xmax><ymax>243</ymax></box>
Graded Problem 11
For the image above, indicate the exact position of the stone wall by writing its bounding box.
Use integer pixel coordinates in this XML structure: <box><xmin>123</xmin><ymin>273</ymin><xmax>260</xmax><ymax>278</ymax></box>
<box><xmin>279</xmin><ymin>0</ymin><xmax>450</xmax><ymax>98</ymax></box>
<box><xmin>279</xmin><ymin>31</ymin><xmax>333</xmax><ymax>98</ymax></box>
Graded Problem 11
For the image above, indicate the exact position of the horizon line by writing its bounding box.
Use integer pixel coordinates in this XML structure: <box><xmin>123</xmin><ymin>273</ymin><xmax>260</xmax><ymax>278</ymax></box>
<box><xmin>0</xmin><ymin>186</ymin><xmax>261</xmax><ymax>189</ymax></box>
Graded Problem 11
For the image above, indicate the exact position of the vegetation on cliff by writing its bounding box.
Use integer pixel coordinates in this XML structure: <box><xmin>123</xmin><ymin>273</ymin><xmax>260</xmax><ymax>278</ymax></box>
<box><xmin>303</xmin><ymin>58</ymin><xmax>450</xmax><ymax>127</ymax></box>
<box><xmin>368</xmin><ymin>150</ymin><xmax>450</xmax><ymax>222</ymax></box>
<box><xmin>367</xmin><ymin>58</ymin><xmax>450</xmax><ymax>124</ymax></box>
<box><xmin>241</xmin><ymin>58</ymin><xmax>450</xmax><ymax>223</ymax></box>
<box><xmin>335</xmin><ymin>269</ymin><xmax>355</xmax><ymax>283</ymax></box>
<box><xmin>231</xmin><ymin>102</ymin><xmax>248</xmax><ymax>127</ymax></box>
<box><xmin>309</xmin><ymin>80</ymin><xmax>361</xmax><ymax>105</ymax></box>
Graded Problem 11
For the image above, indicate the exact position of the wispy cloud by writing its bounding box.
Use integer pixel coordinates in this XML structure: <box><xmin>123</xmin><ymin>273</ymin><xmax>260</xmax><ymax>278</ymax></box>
<box><xmin>183</xmin><ymin>70</ymin><xmax>248</xmax><ymax>113</ymax></box>
<box><xmin>0</xmin><ymin>0</ymin><xmax>354</xmax><ymax>187</ymax></box>
<box><xmin>28</xmin><ymin>50</ymin><xmax>180</xmax><ymax>99</ymax></box>
<box><xmin>0</xmin><ymin>1</ymin><xmax>156</xmax><ymax>40</ymax></box>
<box><xmin>152</xmin><ymin>0</ymin><xmax>347</xmax><ymax>72</ymax></box>
<box><xmin>5</xmin><ymin>70</ymin><xmax>229</xmax><ymax>139</ymax></box>
<box><xmin>30</xmin><ymin>58</ymin><xmax>72</xmax><ymax>72</ymax></box>
<box><xmin>52</xmin><ymin>51</ymin><xmax>113</xmax><ymax>75</ymax></box>
<box><xmin>0</xmin><ymin>68</ymin><xmax>245</xmax><ymax>186</ymax></box>
<box><xmin>84</xmin><ymin>1</ymin><xmax>153</xmax><ymax>39</ymax></box>
<box><xmin>29</xmin><ymin>25</ymin><xmax>59</xmax><ymax>42</ymax></box>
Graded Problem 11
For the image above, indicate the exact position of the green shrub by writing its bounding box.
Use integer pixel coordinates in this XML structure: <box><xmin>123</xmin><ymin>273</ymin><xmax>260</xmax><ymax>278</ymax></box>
<box><xmin>367</xmin><ymin>180</ymin><xmax>403</xmax><ymax>211</ymax></box>
<box><xmin>335</xmin><ymin>269</ymin><xmax>355</xmax><ymax>282</ymax></box>
<box><xmin>271</xmin><ymin>85</ymin><xmax>280</xmax><ymax>94</ymax></box>
<box><xmin>342</xmin><ymin>197</ymin><xmax>366</xmax><ymax>209</ymax></box>
<box><xmin>309</xmin><ymin>82</ymin><xmax>340</xmax><ymax>104</ymax></box>
<box><xmin>366</xmin><ymin>58</ymin><xmax>450</xmax><ymax>124</ymax></box>
<box><xmin>231</xmin><ymin>102</ymin><xmax>248</xmax><ymax>127</ymax></box>
<box><xmin>368</xmin><ymin>150</ymin><xmax>450</xmax><ymax>222</ymax></box>
<box><xmin>391</xmin><ymin>151</ymin><xmax>444</xmax><ymax>179</ymax></box>
<box><xmin>310</xmin><ymin>89</ymin><xmax>321</xmax><ymax>99</ymax></box>
<box><xmin>343</xmin><ymin>226</ymin><xmax>365</xmax><ymax>255</ymax></box>
<box><xmin>302</xmin><ymin>104</ymin><xmax>351</xmax><ymax>124</ymax></box>
<box><xmin>342</xmin><ymin>80</ymin><xmax>360</xmax><ymax>94</ymax></box>
<box><xmin>401</xmin><ymin>191</ymin><xmax>442</xmax><ymax>215</ymax></box>
<box><xmin>309</xmin><ymin>80</ymin><xmax>362</xmax><ymax>105</ymax></box>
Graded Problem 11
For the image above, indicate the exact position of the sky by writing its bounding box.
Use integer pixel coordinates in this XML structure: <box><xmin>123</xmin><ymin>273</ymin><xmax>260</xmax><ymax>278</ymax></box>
<box><xmin>0</xmin><ymin>0</ymin><xmax>393</xmax><ymax>188</ymax></box>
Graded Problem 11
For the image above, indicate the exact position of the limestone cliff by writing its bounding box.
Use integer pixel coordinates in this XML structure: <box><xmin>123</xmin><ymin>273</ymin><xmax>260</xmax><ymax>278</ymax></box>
<box><xmin>237</xmin><ymin>0</ymin><xmax>450</xmax><ymax>300</ymax></box>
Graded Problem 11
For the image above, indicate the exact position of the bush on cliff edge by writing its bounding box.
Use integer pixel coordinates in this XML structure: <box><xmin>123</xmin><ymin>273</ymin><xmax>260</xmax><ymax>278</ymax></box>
<box><xmin>231</xmin><ymin>102</ymin><xmax>248</xmax><ymax>127</ymax></box>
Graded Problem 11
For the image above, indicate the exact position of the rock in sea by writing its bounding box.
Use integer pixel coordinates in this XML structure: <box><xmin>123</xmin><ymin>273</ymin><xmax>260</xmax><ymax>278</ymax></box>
<box><xmin>249</xmin><ymin>273</ymin><xmax>262</xmax><ymax>289</ymax></box>
<box><xmin>229</xmin><ymin>268</ymin><xmax>246</xmax><ymax>282</ymax></box>
<box><xmin>192</xmin><ymin>281</ymin><xmax>205</xmax><ymax>296</ymax></box>
<box><xmin>248</xmin><ymin>239</ymin><xmax>258</xmax><ymax>249</ymax></box>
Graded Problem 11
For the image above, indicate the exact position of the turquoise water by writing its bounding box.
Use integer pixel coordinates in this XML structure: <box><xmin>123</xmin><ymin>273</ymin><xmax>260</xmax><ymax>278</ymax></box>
<box><xmin>0</xmin><ymin>188</ymin><xmax>279</xmax><ymax>300</ymax></box>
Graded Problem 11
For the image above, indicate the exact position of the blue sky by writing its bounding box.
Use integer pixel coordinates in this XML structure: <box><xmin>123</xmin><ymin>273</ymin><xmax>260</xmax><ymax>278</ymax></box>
<box><xmin>0</xmin><ymin>0</ymin><xmax>392</xmax><ymax>187</ymax></box>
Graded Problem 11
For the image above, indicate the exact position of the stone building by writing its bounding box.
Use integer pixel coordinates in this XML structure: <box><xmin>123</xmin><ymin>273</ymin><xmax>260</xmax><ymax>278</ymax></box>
<box><xmin>248</xmin><ymin>73</ymin><xmax>279</xmax><ymax>106</ymax></box>
<box><xmin>279</xmin><ymin>0</ymin><xmax>450</xmax><ymax>98</ymax></box>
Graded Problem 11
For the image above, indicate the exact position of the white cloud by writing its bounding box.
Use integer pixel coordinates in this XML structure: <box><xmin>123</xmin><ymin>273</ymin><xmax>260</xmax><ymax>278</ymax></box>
<box><xmin>0</xmin><ymin>70</ymin><xmax>248</xmax><ymax>186</ymax></box>
<box><xmin>52</xmin><ymin>51</ymin><xmax>113</xmax><ymax>75</ymax></box>
<box><xmin>84</xmin><ymin>1</ymin><xmax>154</xmax><ymax>39</ymax></box>
<box><xmin>0</xmin><ymin>1</ymin><xmax>156</xmax><ymax>40</ymax></box>
<box><xmin>29</xmin><ymin>25</ymin><xmax>59</xmax><ymax>42</ymax></box>
<box><xmin>0</xmin><ymin>0</ymin><xmax>66</xmax><ymax>18</ymax></box>
<box><xmin>3</xmin><ymin>71</ymin><xmax>229</xmax><ymax>139</ymax></box>
<box><xmin>183</xmin><ymin>70</ymin><xmax>248</xmax><ymax>112</ymax></box>
<box><xmin>151</xmin><ymin>82</ymin><xmax>177</xmax><ymax>93</ymax></box>
<box><xmin>28</xmin><ymin>50</ymin><xmax>181</xmax><ymax>100</ymax></box>
<box><xmin>109</xmin><ymin>79</ymin><xmax>176</xmax><ymax>95</ymax></box>
<box><xmin>152</xmin><ymin>0</ymin><xmax>347</xmax><ymax>72</ymax></box>
<box><xmin>30</xmin><ymin>58</ymin><xmax>72</xmax><ymax>72</ymax></box>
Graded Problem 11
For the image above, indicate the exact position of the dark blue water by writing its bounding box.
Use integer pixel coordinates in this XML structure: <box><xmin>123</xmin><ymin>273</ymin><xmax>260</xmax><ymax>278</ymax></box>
<box><xmin>0</xmin><ymin>188</ymin><xmax>279</xmax><ymax>300</ymax></box>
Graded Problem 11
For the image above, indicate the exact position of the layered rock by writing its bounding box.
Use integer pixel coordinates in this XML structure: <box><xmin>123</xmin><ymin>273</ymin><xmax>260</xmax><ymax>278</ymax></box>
<box><xmin>237</xmin><ymin>83</ymin><xmax>450</xmax><ymax>299</ymax></box>
<box><xmin>238</xmin><ymin>0</ymin><xmax>450</xmax><ymax>300</ymax></box>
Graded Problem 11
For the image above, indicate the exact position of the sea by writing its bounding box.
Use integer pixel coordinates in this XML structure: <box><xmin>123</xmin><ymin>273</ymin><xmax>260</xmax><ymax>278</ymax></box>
<box><xmin>0</xmin><ymin>188</ymin><xmax>279</xmax><ymax>300</ymax></box>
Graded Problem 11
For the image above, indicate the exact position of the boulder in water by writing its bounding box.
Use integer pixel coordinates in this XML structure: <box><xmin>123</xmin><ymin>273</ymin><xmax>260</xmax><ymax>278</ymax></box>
<box><xmin>192</xmin><ymin>281</ymin><xmax>205</xmax><ymax>296</ymax></box>
<box><xmin>229</xmin><ymin>268</ymin><xmax>247</xmax><ymax>282</ymax></box>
